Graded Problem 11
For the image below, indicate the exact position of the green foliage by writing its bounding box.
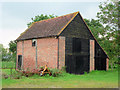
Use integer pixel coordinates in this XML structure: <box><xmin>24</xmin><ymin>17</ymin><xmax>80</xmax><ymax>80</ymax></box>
<box><xmin>0</xmin><ymin>44</ymin><xmax>3</xmax><ymax>60</ymax></box>
<box><xmin>97</xmin><ymin>0</ymin><xmax>118</xmax><ymax>32</ymax></box>
<box><xmin>96</xmin><ymin>0</ymin><xmax>119</xmax><ymax>63</ymax></box>
<box><xmin>50</xmin><ymin>68</ymin><xmax>62</xmax><ymax>77</ymax></box>
<box><xmin>8</xmin><ymin>40</ymin><xmax>17</xmax><ymax>54</ymax></box>
<box><xmin>2</xmin><ymin>48</ymin><xmax>12</xmax><ymax>61</ymax></box>
<box><xmin>2</xmin><ymin>48</ymin><xmax>16</xmax><ymax>62</ymax></box>
<box><xmin>11</xmin><ymin>70</ymin><xmax>22</xmax><ymax>79</ymax></box>
<box><xmin>27</xmin><ymin>14</ymin><xmax>57</xmax><ymax>27</ymax></box>
<box><xmin>84</xmin><ymin>0</ymin><xmax>119</xmax><ymax>64</ymax></box>
<box><xmin>2</xmin><ymin>72</ymin><xmax>9</xmax><ymax>79</ymax></box>
<box><xmin>1</xmin><ymin>61</ymin><xmax>15</xmax><ymax>69</ymax></box>
<box><xmin>1</xmin><ymin>40</ymin><xmax>17</xmax><ymax>62</ymax></box>
<box><xmin>61</xmin><ymin>66</ymin><xmax>67</xmax><ymax>72</ymax></box>
<box><xmin>84</xmin><ymin>19</ymin><xmax>104</xmax><ymax>40</ymax></box>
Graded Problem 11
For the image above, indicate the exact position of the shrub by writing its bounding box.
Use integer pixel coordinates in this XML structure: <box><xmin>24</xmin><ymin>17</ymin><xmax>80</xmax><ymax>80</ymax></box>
<box><xmin>2</xmin><ymin>61</ymin><xmax>15</xmax><ymax>69</ymax></box>
<box><xmin>84</xmin><ymin>72</ymin><xmax>88</xmax><ymax>75</ymax></box>
<box><xmin>11</xmin><ymin>71</ymin><xmax>22</xmax><ymax>79</ymax></box>
<box><xmin>61</xmin><ymin>66</ymin><xmax>67</xmax><ymax>72</ymax></box>
<box><xmin>2</xmin><ymin>72</ymin><xmax>9</xmax><ymax>79</ymax></box>
<box><xmin>50</xmin><ymin>68</ymin><xmax>62</xmax><ymax>77</ymax></box>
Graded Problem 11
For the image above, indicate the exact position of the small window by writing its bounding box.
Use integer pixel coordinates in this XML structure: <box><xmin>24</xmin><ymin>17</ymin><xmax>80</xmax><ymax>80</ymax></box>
<box><xmin>32</xmin><ymin>39</ymin><xmax>36</xmax><ymax>47</ymax></box>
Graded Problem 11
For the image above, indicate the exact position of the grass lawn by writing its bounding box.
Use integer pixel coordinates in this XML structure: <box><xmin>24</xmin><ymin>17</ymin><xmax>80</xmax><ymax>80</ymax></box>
<box><xmin>2</xmin><ymin>68</ymin><xmax>118</xmax><ymax>88</ymax></box>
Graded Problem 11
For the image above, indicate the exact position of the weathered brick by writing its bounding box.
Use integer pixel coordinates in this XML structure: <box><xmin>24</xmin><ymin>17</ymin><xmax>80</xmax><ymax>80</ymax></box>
<box><xmin>90</xmin><ymin>40</ymin><xmax>95</xmax><ymax>71</ymax></box>
<box><xmin>59</xmin><ymin>36</ymin><xmax>65</xmax><ymax>69</ymax></box>
<box><xmin>37</xmin><ymin>37</ymin><xmax>58</xmax><ymax>69</ymax></box>
<box><xmin>17</xmin><ymin>37</ymin><xmax>60</xmax><ymax>71</ymax></box>
<box><xmin>106</xmin><ymin>58</ymin><xmax>109</xmax><ymax>70</ymax></box>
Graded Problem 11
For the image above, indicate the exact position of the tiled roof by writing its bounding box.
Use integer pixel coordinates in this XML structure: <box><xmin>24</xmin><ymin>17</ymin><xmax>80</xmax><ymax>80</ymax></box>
<box><xmin>17</xmin><ymin>12</ymin><xmax>78</xmax><ymax>40</ymax></box>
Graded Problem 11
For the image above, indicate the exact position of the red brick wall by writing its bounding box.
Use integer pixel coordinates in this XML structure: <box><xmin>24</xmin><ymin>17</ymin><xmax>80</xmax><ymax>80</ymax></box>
<box><xmin>16</xmin><ymin>41</ymin><xmax>23</xmax><ymax>70</ymax></box>
<box><xmin>37</xmin><ymin>37</ymin><xmax>58</xmax><ymax>69</ymax></box>
<box><xmin>17</xmin><ymin>37</ymin><xmax>66</xmax><ymax>71</ymax></box>
<box><xmin>17</xmin><ymin>40</ymin><xmax>36</xmax><ymax>71</ymax></box>
<box><xmin>17</xmin><ymin>41</ymin><xmax>23</xmax><ymax>55</ymax></box>
<box><xmin>90</xmin><ymin>40</ymin><xmax>95</xmax><ymax>71</ymax></box>
<box><xmin>58</xmin><ymin>36</ymin><xmax>65</xmax><ymax>69</ymax></box>
<box><xmin>23</xmin><ymin>40</ymin><xmax>36</xmax><ymax>71</ymax></box>
<box><xmin>106</xmin><ymin>58</ymin><xmax>109</xmax><ymax>70</ymax></box>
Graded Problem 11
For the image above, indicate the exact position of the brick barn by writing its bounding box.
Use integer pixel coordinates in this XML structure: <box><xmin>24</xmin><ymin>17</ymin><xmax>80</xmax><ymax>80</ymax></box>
<box><xmin>16</xmin><ymin>11</ymin><xmax>109</xmax><ymax>74</ymax></box>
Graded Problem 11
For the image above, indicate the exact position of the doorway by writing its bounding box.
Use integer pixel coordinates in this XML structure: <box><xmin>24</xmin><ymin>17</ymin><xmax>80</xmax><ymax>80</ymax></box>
<box><xmin>65</xmin><ymin>37</ymin><xmax>90</xmax><ymax>74</ymax></box>
<box><xmin>18</xmin><ymin>55</ymin><xmax>22</xmax><ymax>70</ymax></box>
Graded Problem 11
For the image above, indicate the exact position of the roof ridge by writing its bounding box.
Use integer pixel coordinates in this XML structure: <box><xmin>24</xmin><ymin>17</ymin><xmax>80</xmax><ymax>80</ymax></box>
<box><xmin>34</xmin><ymin>11</ymin><xmax>79</xmax><ymax>24</ymax></box>
<box><xmin>16</xmin><ymin>11</ymin><xmax>79</xmax><ymax>40</ymax></box>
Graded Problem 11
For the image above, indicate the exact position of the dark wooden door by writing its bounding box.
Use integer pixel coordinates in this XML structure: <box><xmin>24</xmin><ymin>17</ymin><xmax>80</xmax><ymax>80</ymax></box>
<box><xmin>65</xmin><ymin>37</ymin><xmax>90</xmax><ymax>74</ymax></box>
<box><xmin>95</xmin><ymin>57</ymin><xmax>106</xmax><ymax>70</ymax></box>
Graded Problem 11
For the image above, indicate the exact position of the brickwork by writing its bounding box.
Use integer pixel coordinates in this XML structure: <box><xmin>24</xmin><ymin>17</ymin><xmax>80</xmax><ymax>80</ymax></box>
<box><xmin>90</xmin><ymin>40</ymin><xmax>95</xmax><ymax>71</ymax></box>
<box><xmin>17</xmin><ymin>37</ymin><xmax>59</xmax><ymax>71</ymax></box>
<box><xmin>23</xmin><ymin>40</ymin><xmax>36</xmax><ymax>71</ymax></box>
<box><xmin>17</xmin><ymin>41</ymin><xmax>23</xmax><ymax>55</ymax></box>
<box><xmin>106</xmin><ymin>58</ymin><xmax>109</xmax><ymax>70</ymax></box>
<box><xmin>16</xmin><ymin>41</ymin><xmax>22</xmax><ymax>70</ymax></box>
<box><xmin>58</xmin><ymin>36</ymin><xmax>65</xmax><ymax>69</ymax></box>
<box><xmin>37</xmin><ymin>37</ymin><xmax>58</xmax><ymax>69</ymax></box>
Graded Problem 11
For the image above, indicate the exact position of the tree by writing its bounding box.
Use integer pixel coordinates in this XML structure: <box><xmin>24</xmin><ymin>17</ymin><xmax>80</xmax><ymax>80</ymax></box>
<box><xmin>0</xmin><ymin>44</ymin><xmax>3</xmax><ymax>61</ymax></box>
<box><xmin>97</xmin><ymin>0</ymin><xmax>119</xmax><ymax>42</ymax></box>
<box><xmin>84</xmin><ymin>19</ymin><xmax>105</xmax><ymax>40</ymax></box>
<box><xmin>2</xmin><ymin>48</ymin><xmax>11</xmax><ymax>61</ymax></box>
<box><xmin>97</xmin><ymin>0</ymin><xmax>119</xmax><ymax>67</ymax></box>
<box><xmin>9</xmin><ymin>40</ymin><xmax>17</xmax><ymax>54</ymax></box>
<box><xmin>1</xmin><ymin>40</ymin><xmax>17</xmax><ymax>62</ymax></box>
<box><xmin>97</xmin><ymin>0</ymin><xmax>118</xmax><ymax>32</ymax></box>
<box><xmin>27</xmin><ymin>14</ymin><xmax>57</xmax><ymax>27</ymax></box>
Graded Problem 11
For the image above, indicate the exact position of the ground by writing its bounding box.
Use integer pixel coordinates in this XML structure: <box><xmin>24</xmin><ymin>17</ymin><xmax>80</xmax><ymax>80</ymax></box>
<box><xmin>2</xmin><ymin>68</ymin><xmax>118</xmax><ymax>88</ymax></box>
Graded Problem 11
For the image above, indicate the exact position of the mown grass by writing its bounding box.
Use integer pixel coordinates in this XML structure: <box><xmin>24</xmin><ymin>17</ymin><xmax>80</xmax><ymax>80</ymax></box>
<box><xmin>0</xmin><ymin>61</ymin><xmax>15</xmax><ymax>69</ymax></box>
<box><xmin>2</xmin><ymin>68</ymin><xmax>118</xmax><ymax>88</ymax></box>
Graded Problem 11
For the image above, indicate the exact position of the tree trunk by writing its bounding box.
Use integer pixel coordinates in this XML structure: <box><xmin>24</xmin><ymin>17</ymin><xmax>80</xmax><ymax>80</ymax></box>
<box><xmin>113</xmin><ymin>63</ymin><xmax>115</xmax><ymax>69</ymax></box>
<box><xmin>111</xmin><ymin>62</ymin><xmax>113</xmax><ymax>71</ymax></box>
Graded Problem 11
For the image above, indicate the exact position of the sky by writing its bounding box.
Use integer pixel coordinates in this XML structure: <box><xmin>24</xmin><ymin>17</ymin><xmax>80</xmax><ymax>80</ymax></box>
<box><xmin>0</xmin><ymin>0</ymin><xmax>107</xmax><ymax>48</ymax></box>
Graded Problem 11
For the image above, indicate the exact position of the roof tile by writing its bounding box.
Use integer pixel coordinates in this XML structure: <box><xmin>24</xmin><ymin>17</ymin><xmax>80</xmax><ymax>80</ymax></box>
<box><xmin>17</xmin><ymin>12</ymin><xmax>78</xmax><ymax>40</ymax></box>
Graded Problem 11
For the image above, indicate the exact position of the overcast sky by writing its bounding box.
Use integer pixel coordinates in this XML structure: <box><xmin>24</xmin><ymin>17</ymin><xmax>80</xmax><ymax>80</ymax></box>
<box><xmin>0</xmin><ymin>0</ymin><xmax>107</xmax><ymax>48</ymax></box>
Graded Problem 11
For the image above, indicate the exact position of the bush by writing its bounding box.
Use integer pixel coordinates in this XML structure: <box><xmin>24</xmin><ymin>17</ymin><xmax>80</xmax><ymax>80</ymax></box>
<box><xmin>61</xmin><ymin>66</ymin><xmax>67</xmax><ymax>72</ymax></box>
<box><xmin>10</xmin><ymin>71</ymin><xmax>22</xmax><ymax>79</ymax></box>
<box><xmin>2</xmin><ymin>61</ymin><xmax>15</xmax><ymax>69</ymax></box>
<box><xmin>2</xmin><ymin>72</ymin><xmax>9</xmax><ymax>79</ymax></box>
<box><xmin>50</xmin><ymin>68</ymin><xmax>62</xmax><ymax>77</ymax></box>
<box><xmin>9</xmin><ymin>53</ymin><xmax>16</xmax><ymax>62</ymax></box>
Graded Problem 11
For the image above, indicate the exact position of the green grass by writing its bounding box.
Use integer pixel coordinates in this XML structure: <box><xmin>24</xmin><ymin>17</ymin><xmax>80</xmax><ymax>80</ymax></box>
<box><xmin>2</xmin><ymin>68</ymin><xmax>118</xmax><ymax>88</ymax></box>
<box><xmin>1</xmin><ymin>61</ymin><xmax>15</xmax><ymax>69</ymax></box>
